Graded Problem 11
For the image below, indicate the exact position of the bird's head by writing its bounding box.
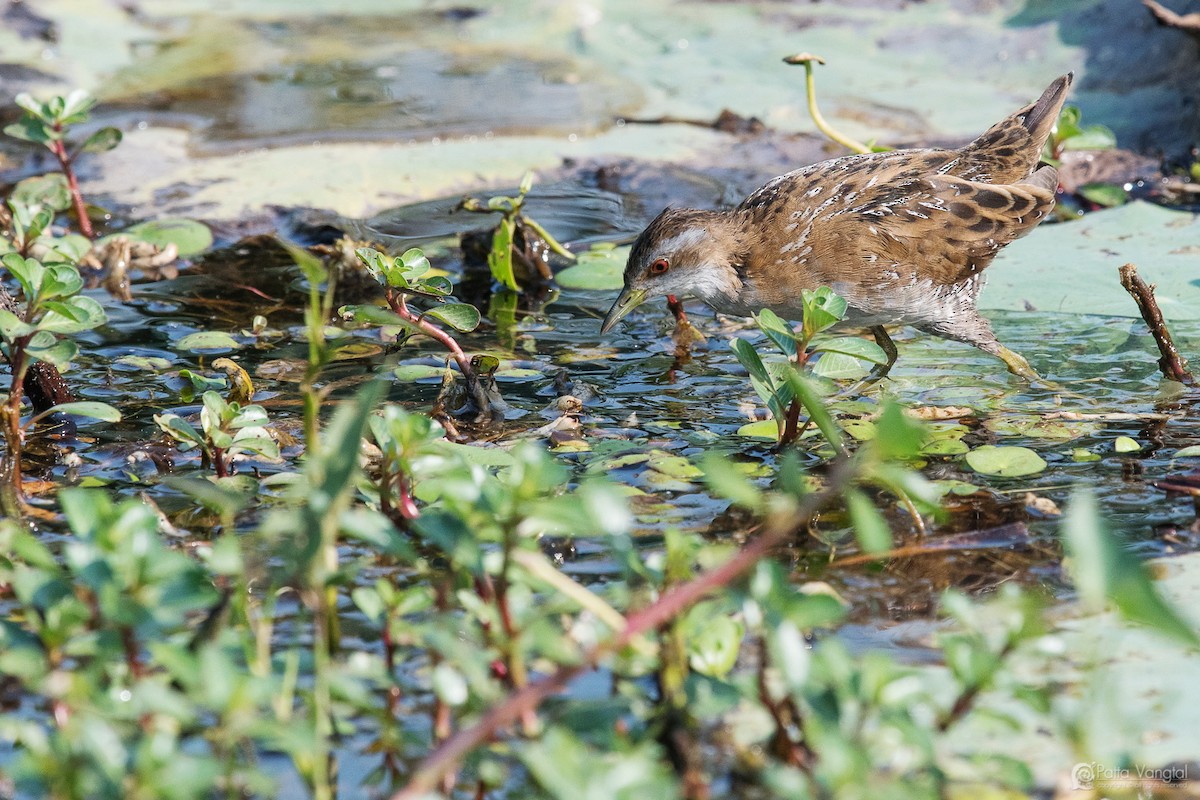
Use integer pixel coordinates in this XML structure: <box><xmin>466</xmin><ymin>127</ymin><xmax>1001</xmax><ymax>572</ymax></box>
<box><xmin>600</xmin><ymin>208</ymin><xmax>743</xmax><ymax>333</ymax></box>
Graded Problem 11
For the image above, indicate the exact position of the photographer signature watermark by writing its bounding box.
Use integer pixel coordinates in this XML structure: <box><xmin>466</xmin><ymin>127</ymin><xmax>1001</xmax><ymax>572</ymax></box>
<box><xmin>1072</xmin><ymin>762</ymin><xmax>1188</xmax><ymax>792</ymax></box>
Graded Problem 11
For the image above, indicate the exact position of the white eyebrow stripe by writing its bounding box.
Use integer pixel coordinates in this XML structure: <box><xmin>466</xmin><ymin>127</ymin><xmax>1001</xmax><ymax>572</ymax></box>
<box><xmin>656</xmin><ymin>228</ymin><xmax>707</xmax><ymax>253</ymax></box>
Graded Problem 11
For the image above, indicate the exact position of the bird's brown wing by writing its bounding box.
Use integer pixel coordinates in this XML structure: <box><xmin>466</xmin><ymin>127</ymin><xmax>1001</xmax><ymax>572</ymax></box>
<box><xmin>850</xmin><ymin>170</ymin><xmax>1058</xmax><ymax>287</ymax></box>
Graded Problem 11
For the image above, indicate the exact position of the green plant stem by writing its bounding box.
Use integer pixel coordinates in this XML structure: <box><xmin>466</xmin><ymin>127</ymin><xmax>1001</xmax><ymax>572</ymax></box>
<box><xmin>48</xmin><ymin>134</ymin><xmax>93</xmax><ymax>239</ymax></box>
<box><xmin>310</xmin><ymin>590</ymin><xmax>334</xmax><ymax>800</ymax></box>
<box><xmin>787</xmin><ymin>56</ymin><xmax>871</xmax><ymax>155</ymax></box>
<box><xmin>390</xmin><ymin>457</ymin><xmax>859</xmax><ymax>800</ymax></box>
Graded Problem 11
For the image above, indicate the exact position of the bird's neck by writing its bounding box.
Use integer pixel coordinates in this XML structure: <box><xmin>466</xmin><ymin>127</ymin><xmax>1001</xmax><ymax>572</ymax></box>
<box><xmin>681</xmin><ymin>210</ymin><xmax>758</xmax><ymax>315</ymax></box>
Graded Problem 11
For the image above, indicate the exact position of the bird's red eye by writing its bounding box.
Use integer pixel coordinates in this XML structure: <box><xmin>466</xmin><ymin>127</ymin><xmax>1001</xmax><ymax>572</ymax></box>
<box><xmin>649</xmin><ymin>258</ymin><xmax>669</xmax><ymax>275</ymax></box>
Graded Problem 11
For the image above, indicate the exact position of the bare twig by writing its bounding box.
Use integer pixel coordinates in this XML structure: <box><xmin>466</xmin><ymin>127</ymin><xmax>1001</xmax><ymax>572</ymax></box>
<box><xmin>390</xmin><ymin>458</ymin><xmax>859</xmax><ymax>800</ymax></box>
<box><xmin>1118</xmin><ymin>263</ymin><xmax>1196</xmax><ymax>385</ymax></box>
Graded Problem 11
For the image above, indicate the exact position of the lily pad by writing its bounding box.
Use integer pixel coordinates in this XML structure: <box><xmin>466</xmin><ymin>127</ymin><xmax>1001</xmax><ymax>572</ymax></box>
<box><xmin>737</xmin><ymin>419</ymin><xmax>779</xmax><ymax>441</ymax></box>
<box><xmin>556</xmin><ymin>247</ymin><xmax>629</xmax><ymax>291</ymax></box>
<box><xmin>176</xmin><ymin>331</ymin><xmax>242</xmax><ymax>352</ymax></box>
<box><xmin>1113</xmin><ymin>436</ymin><xmax>1141</xmax><ymax>453</ymax></box>
<box><xmin>118</xmin><ymin>218</ymin><xmax>213</xmax><ymax>256</ymax></box>
<box><xmin>965</xmin><ymin>445</ymin><xmax>1047</xmax><ymax>477</ymax></box>
<box><xmin>983</xmin><ymin>202</ymin><xmax>1200</xmax><ymax>320</ymax></box>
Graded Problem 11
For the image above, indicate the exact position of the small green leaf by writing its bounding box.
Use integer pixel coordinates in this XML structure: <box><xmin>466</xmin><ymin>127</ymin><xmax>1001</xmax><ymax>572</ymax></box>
<box><xmin>555</xmin><ymin>246</ymin><xmax>626</xmax><ymax>290</ymax></box>
<box><xmin>155</xmin><ymin>413</ymin><xmax>205</xmax><ymax>448</ymax></box>
<box><xmin>80</xmin><ymin>126</ymin><xmax>123</xmax><ymax>153</ymax></box>
<box><xmin>399</xmin><ymin>248</ymin><xmax>431</xmax><ymax>278</ymax></box>
<box><xmin>965</xmin><ymin>445</ymin><xmax>1047</xmax><ymax>477</ymax></box>
<box><xmin>25</xmin><ymin>338</ymin><xmax>77</xmax><ymax>366</ymax></box>
<box><xmin>801</xmin><ymin>286</ymin><xmax>847</xmax><ymax>337</ymax></box>
<box><xmin>1113</xmin><ymin>436</ymin><xmax>1141</xmax><ymax>453</ymax></box>
<box><xmin>1078</xmin><ymin>183</ymin><xmax>1126</xmax><ymax>208</ymax></box>
<box><xmin>754</xmin><ymin>308</ymin><xmax>798</xmax><ymax>359</ymax></box>
<box><xmin>1174</xmin><ymin>445</ymin><xmax>1200</xmax><ymax>458</ymax></box>
<box><xmin>845</xmin><ymin>488</ymin><xmax>892</xmax><ymax>554</ymax></box>
<box><xmin>811</xmin><ymin>335</ymin><xmax>889</xmax><ymax>365</ymax></box>
<box><xmin>423</xmin><ymin>302</ymin><xmax>481</xmax><ymax>333</ymax></box>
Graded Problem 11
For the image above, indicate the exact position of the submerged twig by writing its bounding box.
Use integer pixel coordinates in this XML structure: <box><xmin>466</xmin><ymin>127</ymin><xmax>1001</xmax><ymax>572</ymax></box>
<box><xmin>1118</xmin><ymin>263</ymin><xmax>1196</xmax><ymax>385</ymax></box>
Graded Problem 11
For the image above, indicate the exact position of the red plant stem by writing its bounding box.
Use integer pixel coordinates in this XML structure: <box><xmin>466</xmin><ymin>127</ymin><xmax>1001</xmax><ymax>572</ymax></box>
<box><xmin>389</xmin><ymin>458</ymin><xmax>857</xmax><ymax>800</ymax></box>
<box><xmin>49</xmin><ymin>134</ymin><xmax>94</xmax><ymax>239</ymax></box>
<box><xmin>391</xmin><ymin>292</ymin><xmax>475</xmax><ymax>381</ymax></box>
<box><xmin>212</xmin><ymin>446</ymin><xmax>228</xmax><ymax>479</ymax></box>
<box><xmin>1</xmin><ymin>334</ymin><xmax>32</xmax><ymax>499</ymax></box>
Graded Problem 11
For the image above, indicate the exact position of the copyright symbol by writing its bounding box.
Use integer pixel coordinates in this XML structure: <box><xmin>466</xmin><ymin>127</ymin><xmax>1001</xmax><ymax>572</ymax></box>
<box><xmin>1072</xmin><ymin>762</ymin><xmax>1096</xmax><ymax>790</ymax></box>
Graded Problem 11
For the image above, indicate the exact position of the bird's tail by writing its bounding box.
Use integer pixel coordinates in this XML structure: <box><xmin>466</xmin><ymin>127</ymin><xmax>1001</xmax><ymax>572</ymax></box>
<box><xmin>958</xmin><ymin>73</ymin><xmax>1075</xmax><ymax>184</ymax></box>
<box><xmin>1019</xmin><ymin>73</ymin><xmax>1074</xmax><ymax>149</ymax></box>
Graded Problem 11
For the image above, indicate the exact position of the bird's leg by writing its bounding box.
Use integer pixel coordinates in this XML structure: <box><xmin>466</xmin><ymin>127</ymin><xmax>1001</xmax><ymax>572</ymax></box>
<box><xmin>668</xmin><ymin>295</ymin><xmax>706</xmax><ymax>353</ymax></box>
<box><xmin>869</xmin><ymin>326</ymin><xmax>899</xmax><ymax>382</ymax></box>
<box><xmin>827</xmin><ymin>326</ymin><xmax>898</xmax><ymax>401</ymax></box>
<box><xmin>995</xmin><ymin>344</ymin><xmax>1042</xmax><ymax>383</ymax></box>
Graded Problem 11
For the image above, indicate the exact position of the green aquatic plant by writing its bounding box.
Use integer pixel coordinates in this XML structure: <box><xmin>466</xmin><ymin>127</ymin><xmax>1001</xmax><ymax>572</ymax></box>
<box><xmin>730</xmin><ymin>286</ymin><xmax>889</xmax><ymax>445</ymax></box>
<box><xmin>154</xmin><ymin>390</ymin><xmax>280</xmax><ymax>479</ymax></box>
<box><xmin>341</xmin><ymin>246</ymin><xmax>504</xmax><ymax>421</ymax></box>
<box><xmin>458</xmin><ymin>172</ymin><xmax>574</xmax><ymax>291</ymax></box>
<box><xmin>3</xmin><ymin>90</ymin><xmax>122</xmax><ymax>240</ymax></box>
<box><xmin>0</xmin><ymin>253</ymin><xmax>117</xmax><ymax>506</ymax></box>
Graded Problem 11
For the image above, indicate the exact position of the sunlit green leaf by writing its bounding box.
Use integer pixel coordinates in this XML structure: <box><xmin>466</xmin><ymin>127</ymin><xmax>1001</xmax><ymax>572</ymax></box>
<box><xmin>424</xmin><ymin>302</ymin><xmax>481</xmax><ymax>333</ymax></box>
<box><xmin>755</xmin><ymin>308</ymin><xmax>798</xmax><ymax>359</ymax></box>
<box><xmin>811</xmin><ymin>335</ymin><xmax>889</xmax><ymax>365</ymax></box>
<box><xmin>489</xmin><ymin>216</ymin><xmax>519</xmax><ymax>291</ymax></box>
<box><xmin>44</xmin><ymin>401</ymin><xmax>122</xmax><ymax>422</ymax></box>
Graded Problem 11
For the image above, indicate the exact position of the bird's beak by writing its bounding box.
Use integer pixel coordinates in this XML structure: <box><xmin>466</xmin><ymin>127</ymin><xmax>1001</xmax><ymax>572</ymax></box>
<box><xmin>600</xmin><ymin>286</ymin><xmax>648</xmax><ymax>333</ymax></box>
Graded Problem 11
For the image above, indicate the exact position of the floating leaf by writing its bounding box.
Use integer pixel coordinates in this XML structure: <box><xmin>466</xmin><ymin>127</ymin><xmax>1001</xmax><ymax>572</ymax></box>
<box><xmin>177</xmin><ymin>331</ymin><xmax>242</xmax><ymax>352</ymax></box>
<box><xmin>116</xmin><ymin>355</ymin><xmax>172</xmax><ymax>371</ymax></box>
<box><xmin>120</xmin><ymin>218</ymin><xmax>213</xmax><ymax>256</ymax></box>
<box><xmin>1113</xmin><ymin>436</ymin><xmax>1141</xmax><ymax>453</ymax></box>
<box><xmin>965</xmin><ymin>445</ymin><xmax>1047</xmax><ymax>477</ymax></box>
<box><xmin>556</xmin><ymin>247</ymin><xmax>627</xmax><ymax>290</ymax></box>
<box><xmin>1174</xmin><ymin>445</ymin><xmax>1200</xmax><ymax>458</ymax></box>
<box><xmin>736</xmin><ymin>420</ymin><xmax>780</xmax><ymax>441</ymax></box>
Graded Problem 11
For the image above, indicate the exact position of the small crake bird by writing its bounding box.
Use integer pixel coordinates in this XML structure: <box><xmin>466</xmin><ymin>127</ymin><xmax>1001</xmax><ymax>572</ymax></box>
<box><xmin>601</xmin><ymin>74</ymin><xmax>1074</xmax><ymax>382</ymax></box>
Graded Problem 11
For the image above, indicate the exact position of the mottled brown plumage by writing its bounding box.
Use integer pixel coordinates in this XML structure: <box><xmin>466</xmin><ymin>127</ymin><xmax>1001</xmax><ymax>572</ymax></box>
<box><xmin>602</xmin><ymin>74</ymin><xmax>1074</xmax><ymax>381</ymax></box>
